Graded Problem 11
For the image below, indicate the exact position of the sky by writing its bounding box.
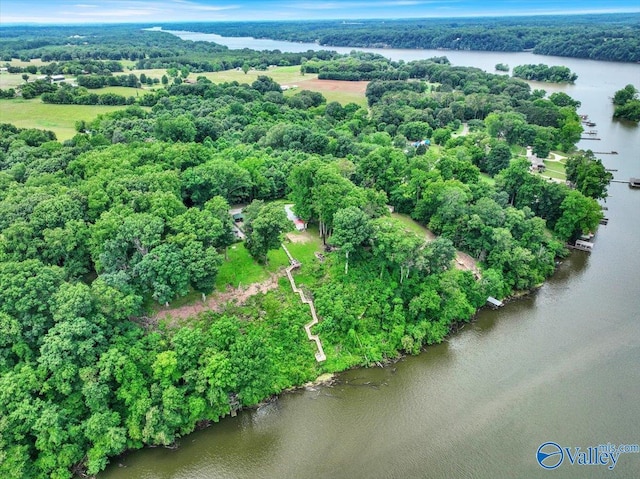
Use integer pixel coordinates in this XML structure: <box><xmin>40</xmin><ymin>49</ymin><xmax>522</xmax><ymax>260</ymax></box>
<box><xmin>1</xmin><ymin>0</ymin><xmax>639</xmax><ymax>24</ymax></box>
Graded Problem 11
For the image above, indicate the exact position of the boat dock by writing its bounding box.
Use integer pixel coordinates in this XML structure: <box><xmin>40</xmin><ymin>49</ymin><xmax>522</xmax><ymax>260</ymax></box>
<box><xmin>610</xmin><ymin>178</ymin><xmax>640</xmax><ymax>187</ymax></box>
<box><xmin>487</xmin><ymin>296</ymin><xmax>504</xmax><ymax>309</ymax></box>
<box><xmin>568</xmin><ymin>240</ymin><xmax>594</xmax><ymax>252</ymax></box>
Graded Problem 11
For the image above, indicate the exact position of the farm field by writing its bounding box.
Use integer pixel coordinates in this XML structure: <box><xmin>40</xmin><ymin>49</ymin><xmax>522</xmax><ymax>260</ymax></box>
<box><xmin>0</xmin><ymin>99</ymin><xmax>127</xmax><ymax>140</ymax></box>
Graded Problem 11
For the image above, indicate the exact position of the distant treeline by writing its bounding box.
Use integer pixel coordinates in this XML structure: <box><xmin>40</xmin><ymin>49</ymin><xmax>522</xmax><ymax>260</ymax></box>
<box><xmin>0</xmin><ymin>25</ymin><xmax>341</xmax><ymax>73</ymax></box>
<box><xmin>164</xmin><ymin>13</ymin><xmax>640</xmax><ymax>63</ymax></box>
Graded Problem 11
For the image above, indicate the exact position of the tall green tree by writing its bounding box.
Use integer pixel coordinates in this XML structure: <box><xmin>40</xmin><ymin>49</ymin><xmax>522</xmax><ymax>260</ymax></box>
<box><xmin>554</xmin><ymin>190</ymin><xmax>602</xmax><ymax>242</ymax></box>
<box><xmin>485</xmin><ymin>141</ymin><xmax>512</xmax><ymax>176</ymax></box>
<box><xmin>243</xmin><ymin>201</ymin><xmax>289</xmax><ymax>264</ymax></box>
<box><xmin>565</xmin><ymin>152</ymin><xmax>613</xmax><ymax>200</ymax></box>
<box><xmin>331</xmin><ymin>207</ymin><xmax>373</xmax><ymax>274</ymax></box>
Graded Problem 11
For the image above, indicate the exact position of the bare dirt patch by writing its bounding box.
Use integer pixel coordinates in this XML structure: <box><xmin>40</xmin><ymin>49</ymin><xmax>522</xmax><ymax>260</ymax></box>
<box><xmin>286</xmin><ymin>231</ymin><xmax>313</xmax><ymax>243</ymax></box>
<box><xmin>454</xmin><ymin>251</ymin><xmax>481</xmax><ymax>277</ymax></box>
<box><xmin>148</xmin><ymin>271</ymin><xmax>286</xmax><ymax>327</ymax></box>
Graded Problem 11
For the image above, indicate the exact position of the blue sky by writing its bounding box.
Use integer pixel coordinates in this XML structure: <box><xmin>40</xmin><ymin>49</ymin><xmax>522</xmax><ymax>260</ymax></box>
<box><xmin>1</xmin><ymin>0</ymin><xmax>639</xmax><ymax>24</ymax></box>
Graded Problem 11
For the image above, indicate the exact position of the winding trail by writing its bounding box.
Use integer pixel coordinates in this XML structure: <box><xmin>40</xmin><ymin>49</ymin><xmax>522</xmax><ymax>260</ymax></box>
<box><xmin>281</xmin><ymin>244</ymin><xmax>326</xmax><ymax>362</ymax></box>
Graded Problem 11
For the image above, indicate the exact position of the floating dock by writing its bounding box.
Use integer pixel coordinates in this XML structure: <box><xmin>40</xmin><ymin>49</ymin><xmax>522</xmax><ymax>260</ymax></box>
<box><xmin>568</xmin><ymin>240</ymin><xmax>594</xmax><ymax>252</ymax></box>
<box><xmin>487</xmin><ymin>296</ymin><xmax>504</xmax><ymax>309</ymax></box>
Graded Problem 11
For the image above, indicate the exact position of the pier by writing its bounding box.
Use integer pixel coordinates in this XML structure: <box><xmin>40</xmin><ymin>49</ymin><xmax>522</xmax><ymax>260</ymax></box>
<box><xmin>611</xmin><ymin>178</ymin><xmax>640</xmax><ymax>187</ymax></box>
<box><xmin>568</xmin><ymin>240</ymin><xmax>594</xmax><ymax>252</ymax></box>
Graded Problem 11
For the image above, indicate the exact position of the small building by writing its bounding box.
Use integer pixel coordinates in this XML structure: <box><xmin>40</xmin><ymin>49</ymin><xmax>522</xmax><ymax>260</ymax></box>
<box><xmin>285</xmin><ymin>204</ymin><xmax>306</xmax><ymax>231</ymax></box>
<box><xmin>411</xmin><ymin>139</ymin><xmax>431</xmax><ymax>148</ymax></box>
<box><xmin>526</xmin><ymin>146</ymin><xmax>546</xmax><ymax>172</ymax></box>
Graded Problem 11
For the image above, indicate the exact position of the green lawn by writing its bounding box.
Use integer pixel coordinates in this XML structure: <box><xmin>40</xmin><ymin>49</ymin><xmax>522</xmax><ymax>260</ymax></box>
<box><xmin>0</xmin><ymin>98</ymin><xmax>128</xmax><ymax>140</ymax></box>
<box><xmin>98</xmin><ymin>86</ymin><xmax>146</xmax><ymax>97</ymax></box>
<box><xmin>310</xmin><ymin>89</ymin><xmax>368</xmax><ymax>107</ymax></box>
<box><xmin>215</xmin><ymin>243</ymin><xmax>290</xmax><ymax>291</ymax></box>
<box><xmin>285</xmin><ymin>225</ymin><xmax>324</xmax><ymax>265</ymax></box>
<box><xmin>390</xmin><ymin>212</ymin><xmax>436</xmax><ymax>240</ymax></box>
<box><xmin>480</xmin><ymin>173</ymin><xmax>497</xmax><ymax>185</ymax></box>
<box><xmin>542</xmin><ymin>160</ymin><xmax>567</xmax><ymax>180</ymax></box>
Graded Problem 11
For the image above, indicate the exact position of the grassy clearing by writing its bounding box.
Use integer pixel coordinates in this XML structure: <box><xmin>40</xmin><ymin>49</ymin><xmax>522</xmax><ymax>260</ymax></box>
<box><xmin>5</xmin><ymin>58</ymin><xmax>51</xmax><ymax>67</ymax></box>
<box><xmin>512</xmin><ymin>145</ymin><xmax>527</xmax><ymax>156</ymax></box>
<box><xmin>0</xmin><ymin>73</ymin><xmax>27</xmax><ymax>90</ymax></box>
<box><xmin>391</xmin><ymin>212</ymin><xmax>436</xmax><ymax>240</ymax></box>
<box><xmin>0</xmin><ymin>98</ymin><xmax>127</xmax><ymax>140</ymax></box>
<box><xmin>480</xmin><ymin>173</ymin><xmax>497</xmax><ymax>185</ymax></box>
<box><xmin>130</xmin><ymin>66</ymin><xmax>367</xmax><ymax>106</ymax></box>
<box><xmin>215</xmin><ymin>243</ymin><xmax>290</xmax><ymax>291</ymax></box>
<box><xmin>542</xmin><ymin>160</ymin><xmax>567</xmax><ymax>180</ymax></box>
<box><xmin>2</xmin><ymin>68</ymin><xmax>366</xmax><ymax>142</ymax></box>
<box><xmin>286</xmin><ymin>230</ymin><xmax>323</xmax><ymax>263</ymax></box>
<box><xmin>295</xmin><ymin>88</ymin><xmax>367</xmax><ymax>107</ymax></box>
<box><xmin>98</xmin><ymin>86</ymin><xmax>146</xmax><ymax>96</ymax></box>
<box><xmin>204</xmin><ymin>65</ymin><xmax>314</xmax><ymax>85</ymax></box>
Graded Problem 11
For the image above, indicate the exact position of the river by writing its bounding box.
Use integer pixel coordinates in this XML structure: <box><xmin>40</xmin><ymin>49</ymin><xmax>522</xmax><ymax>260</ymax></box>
<box><xmin>101</xmin><ymin>32</ymin><xmax>640</xmax><ymax>478</ymax></box>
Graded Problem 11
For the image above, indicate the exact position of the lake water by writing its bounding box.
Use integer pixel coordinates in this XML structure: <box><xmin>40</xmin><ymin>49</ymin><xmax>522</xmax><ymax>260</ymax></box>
<box><xmin>101</xmin><ymin>31</ymin><xmax>640</xmax><ymax>478</ymax></box>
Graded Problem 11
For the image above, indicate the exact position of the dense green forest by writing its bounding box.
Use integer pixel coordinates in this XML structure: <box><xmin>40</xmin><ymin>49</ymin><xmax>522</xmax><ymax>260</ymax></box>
<box><xmin>164</xmin><ymin>13</ymin><xmax>640</xmax><ymax>63</ymax></box>
<box><xmin>612</xmin><ymin>84</ymin><xmax>640</xmax><ymax>122</ymax></box>
<box><xmin>0</xmin><ymin>26</ymin><xmax>611</xmax><ymax>478</ymax></box>
<box><xmin>512</xmin><ymin>64</ymin><xmax>577</xmax><ymax>83</ymax></box>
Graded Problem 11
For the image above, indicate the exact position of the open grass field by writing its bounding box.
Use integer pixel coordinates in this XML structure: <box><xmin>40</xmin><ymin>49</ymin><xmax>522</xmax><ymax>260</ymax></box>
<box><xmin>0</xmin><ymin>98</ymin><xmax>127</xmax><ymax>140</ymax></box>
<box><xmin>130</xmin><ymin>65</ymin><xmax>368</xmax><ymax>106</ymax></box>
<box><xmin>1</xmin><ymin>66</ymin><xmax>368</xmax><ymax>138</ymax></box>
<box><xmin>98</xmin><ymin>85</ymin><xmax>147</xmax><ymax>97</ymax></box>
<box><xmin>5</xmin><ymin>58</ymin><xmax>52</xmax><ymax>67</ymax></box>
<box><xmin>0</xmin><ymin>73</ymin><xmax>27</xmax><ymax>90</ymax></box>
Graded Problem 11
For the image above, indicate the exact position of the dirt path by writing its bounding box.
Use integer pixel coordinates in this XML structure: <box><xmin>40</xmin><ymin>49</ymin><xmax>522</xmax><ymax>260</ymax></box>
<box><xmin>152</xmin><ymin>271</ymin><xmax>285</xmax><ymax>326</ymax></box>
<box><xmin>454</xmin><ymin>250</ymin><xmax>481</xmax><ymax>278</ymax></box>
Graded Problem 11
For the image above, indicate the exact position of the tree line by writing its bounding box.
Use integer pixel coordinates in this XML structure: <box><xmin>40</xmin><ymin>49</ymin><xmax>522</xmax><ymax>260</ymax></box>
<box><xmin>165</xmin><ymin>13</ymin><xmax>640</xmax><ymax>63</ymax></box>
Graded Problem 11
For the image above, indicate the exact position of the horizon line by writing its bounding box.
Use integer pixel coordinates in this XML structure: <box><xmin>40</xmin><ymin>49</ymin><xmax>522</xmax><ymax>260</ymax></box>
<box><xmin>2</xmin><ymin>10</ymin><xmax>640</xmax><ymax>26</ymax></box>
